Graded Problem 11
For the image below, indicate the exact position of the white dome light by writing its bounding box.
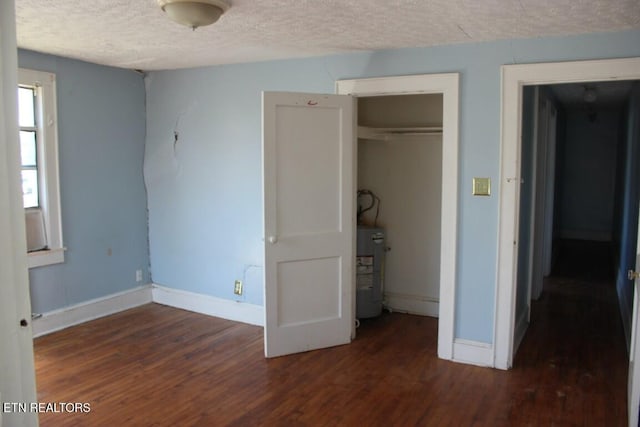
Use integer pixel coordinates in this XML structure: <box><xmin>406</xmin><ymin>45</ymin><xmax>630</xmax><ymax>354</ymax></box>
<box><xmin>158</xmin><ymin>0</ymin><xmax>229</xmax><ymax>30</ymax></box>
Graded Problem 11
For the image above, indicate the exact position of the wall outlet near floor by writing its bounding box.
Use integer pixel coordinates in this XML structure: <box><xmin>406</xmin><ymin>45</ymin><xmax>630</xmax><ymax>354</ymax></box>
<box><xmin>234</xmin><ymin>280</ymin><xmax>243</xmax><ymax>296</ymax></box>
<box><xmin>136</xmin><ymin>269</ymin><xmax>143</xmax><ymax>282</ymax></box>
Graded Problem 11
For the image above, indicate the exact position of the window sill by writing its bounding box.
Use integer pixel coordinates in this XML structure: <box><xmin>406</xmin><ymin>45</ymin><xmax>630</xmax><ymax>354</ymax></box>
<box><xmin>28</xmin><ymin>247</ymin><xmax>66</xmax><ymax>269</ymax></box>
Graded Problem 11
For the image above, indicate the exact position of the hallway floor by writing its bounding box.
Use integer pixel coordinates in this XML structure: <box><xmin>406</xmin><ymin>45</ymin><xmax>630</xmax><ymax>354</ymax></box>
<box><xmin>512</xmin><ymin>239</ymin><xmax>628</xmax><ymax>425</ymax></box>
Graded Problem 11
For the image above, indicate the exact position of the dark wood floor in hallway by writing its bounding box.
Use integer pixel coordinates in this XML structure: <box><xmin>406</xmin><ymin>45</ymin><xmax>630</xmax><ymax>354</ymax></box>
<box><xmin>510</xmin><ymin>239</ymin><xmax>628</xmax><ymax>426</ymax></box>
<box><xmin>34</xmin><ymin>246</ymin><xmax>627</xmax><ymax>425</ymax></box>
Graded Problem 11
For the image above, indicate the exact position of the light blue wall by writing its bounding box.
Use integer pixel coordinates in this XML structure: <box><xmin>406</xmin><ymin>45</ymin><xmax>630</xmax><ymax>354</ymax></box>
<box><xmin>145</xmin><ymin>30</ymin><xmax>640</xmax><ymax>343</ymax></box>
<box><xmin>19</xmin><ymin>50</ymin><xmax>149</xmax><ymax>314</ymax></box>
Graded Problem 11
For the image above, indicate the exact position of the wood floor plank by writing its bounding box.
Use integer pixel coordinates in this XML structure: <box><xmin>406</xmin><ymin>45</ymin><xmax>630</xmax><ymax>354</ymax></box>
<box><xmin>34</xmin><ymin>263</ymin><xmax>627</xmax><ymax>426</ymax></box>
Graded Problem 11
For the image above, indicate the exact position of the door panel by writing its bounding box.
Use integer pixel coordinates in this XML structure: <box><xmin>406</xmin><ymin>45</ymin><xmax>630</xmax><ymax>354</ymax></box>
<box><xmin>275</xmin><ymin>106</ymin><xmax>341</xmax><ymax>236</ymax></box>
<box><xmin>277</xmin><ymin>257</ymin><xmax>341</xmax><ymax>326</ymax></box>
<box><xmin>263</xmin><ymin>92</ymin><xmax>354</xmax><ymax>358</ymax></box>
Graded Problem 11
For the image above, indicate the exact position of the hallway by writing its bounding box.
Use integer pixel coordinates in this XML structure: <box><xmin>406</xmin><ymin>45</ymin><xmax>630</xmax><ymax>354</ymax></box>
<box><xmin>513</xmin><ymin>239</ymin><xmax>628</xmax><ymax>425</ymax></box>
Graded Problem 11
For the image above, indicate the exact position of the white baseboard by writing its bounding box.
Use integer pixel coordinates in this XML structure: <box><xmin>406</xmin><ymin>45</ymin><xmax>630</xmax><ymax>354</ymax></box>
<box><xmin>152</xmin><ymin>284</ymin><xmax>264</xmax><ymax>326</ymax></box>
<box><xmin>32</xmin><ymin>285</ymin><xmax>153</xmax><ymax>338</ymax></box>
<box><xmin>452</xmin><ymin>339</ymin><xmax>494</xmax><ymax>367</ymax></box>
<box><xmin>384</xmin><ymin>291</ymin><xmax>439</xmax><ymax>317</ymax></box>
<box><xmin>32</xmin><ymin>283</ymin><xmax>264</xmax><ymax>337</ymax></box>
<box><xmin>513</xmin><ymin>306</ymin><xmax>529</xmax><ymax>355</ymax></box>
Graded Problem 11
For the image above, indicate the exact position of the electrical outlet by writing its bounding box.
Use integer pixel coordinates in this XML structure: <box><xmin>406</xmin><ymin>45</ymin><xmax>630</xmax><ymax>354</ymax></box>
<box><xmin>234</xmin><ymin>280</ymin><xmax>243</xmax><ymax>296</ymax></box>
<box><xmin>136</xmin><ymin>269</ymin><xmax>143</xmax><ymax>282</ymax></box>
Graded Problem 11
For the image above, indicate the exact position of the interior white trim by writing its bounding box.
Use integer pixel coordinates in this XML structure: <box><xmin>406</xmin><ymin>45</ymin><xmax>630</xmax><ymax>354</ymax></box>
<box><xmin>384</xmin><ymin>291</ymin><xmax>439</xmax><ymax>317</ymax></box>
<box><xmin>32</xmin><ymin>285</ymin><xmax>153</xmax><ymax>337</ymax></box>
<box><xmin>337</xmin><ymin>72</ymin><xmax>459</xmax><ymax>363</ymax></box>
<box><xmin>452</xmin><ymin>339</ymin><xmax>494</xmax><ymax>367</ymax></box>
<box><xmin>27</xmin><ymin>247</ymin><xmax>66</xmax><ymax>268</ymax></box>
<box><xmin>152</xmin><ymin>284</ymin><xmax>264</xmax><ymax>326</ymax></box>
<box><xmin>19</xmin><ymin>68</ymin><xmax>64</xmax><ymax>269</ymax></box>
<box><xmin>495</xmin><ymin>57</ymin><xmax>640</xmax><ymax>370</ymax></box>
<box><xmin>32</xmin><ymin>284</ymin><xmax>265</xmax><ymax>337</ymax></box>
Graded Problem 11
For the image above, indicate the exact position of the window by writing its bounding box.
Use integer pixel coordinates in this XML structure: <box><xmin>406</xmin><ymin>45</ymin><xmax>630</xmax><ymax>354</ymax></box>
<box><xmin>18</xmin><ymin>68</ymin><xmax>64</xmax><ymax>268</ymax></box>
<box><xmin>19</xmin><ymin>87</ymin><xmax>39</xmax><ymax>208</ymax></box>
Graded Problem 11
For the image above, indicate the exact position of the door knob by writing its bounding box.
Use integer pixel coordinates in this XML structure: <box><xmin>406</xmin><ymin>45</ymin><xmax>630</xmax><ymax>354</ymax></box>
<box><xmin>268</xmin><ymin>236</ymin><xmax>278</xmax><ymax>244</ymax></box>
<box><xmin>628</xmin><ymin>270</ymin><xmax>640</xmax><ymax>281</ymax></box>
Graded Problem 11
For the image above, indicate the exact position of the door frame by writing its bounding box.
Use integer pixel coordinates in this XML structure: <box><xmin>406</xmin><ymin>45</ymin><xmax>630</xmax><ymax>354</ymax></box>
<box><xmin>336</xmin><ymin>73</ymin><xmax>459</xmax><ymax>361</ymax></box>
<box><xmin>495</xmin><ymin>57</ymin><xmax>640</xmax><ymax>370</ymax></box>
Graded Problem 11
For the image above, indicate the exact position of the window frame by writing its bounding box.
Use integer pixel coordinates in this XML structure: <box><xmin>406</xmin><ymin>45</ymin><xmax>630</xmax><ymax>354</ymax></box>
<box><xmin>19</xmin><ymin>68</ymin><xmax>64</xmax><ymax>268</ymax></box>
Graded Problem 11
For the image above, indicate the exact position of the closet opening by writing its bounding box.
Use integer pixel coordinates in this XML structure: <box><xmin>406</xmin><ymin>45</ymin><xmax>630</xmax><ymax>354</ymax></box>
<box><xmin>355</xmin><ymin>93</ymin><xmax>443</xmax><ymax>335</ymax></box>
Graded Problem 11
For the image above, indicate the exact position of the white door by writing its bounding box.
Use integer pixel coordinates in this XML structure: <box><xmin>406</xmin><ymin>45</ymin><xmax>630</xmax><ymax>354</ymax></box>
<box><xmin>262</xmin><ymin>91</ymin><xmax>355</xmax><ymax>358</ymax></box>
<box><xmin>0</xmin><ymin>1</ymin><xmax>39</xmax><ymax>423</ymax></box>
<box><xmin>628</xmin><ymin>208</ymin><xmax>640</xmax><ymax>427</ymax></box>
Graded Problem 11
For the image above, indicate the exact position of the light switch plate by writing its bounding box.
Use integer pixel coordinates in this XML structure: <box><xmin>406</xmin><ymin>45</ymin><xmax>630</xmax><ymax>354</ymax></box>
<box><xmin>472</xmin><ymin>177</ymin><xmax>491</xmax><ymax>196</ymax></box>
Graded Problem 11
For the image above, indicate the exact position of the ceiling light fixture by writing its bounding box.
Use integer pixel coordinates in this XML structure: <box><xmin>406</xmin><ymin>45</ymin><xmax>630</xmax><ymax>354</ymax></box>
<box><xmin>158</xmin><ymin>0</ymin><xmax>230</xmax><ymax>30</ymax></box>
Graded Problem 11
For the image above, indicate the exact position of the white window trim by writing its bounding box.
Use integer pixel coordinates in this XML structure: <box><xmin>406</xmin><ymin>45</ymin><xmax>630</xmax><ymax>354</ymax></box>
<box><xmin>19</xmin><ymin>68</ymin><xmax>65</xmax><ymax>268</ymax></box>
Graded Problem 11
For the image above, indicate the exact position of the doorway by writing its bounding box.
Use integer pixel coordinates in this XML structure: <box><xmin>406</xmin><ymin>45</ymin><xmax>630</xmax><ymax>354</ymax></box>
<box><xmin>355</xmin><ymin>93</ymin><xmax>443</xmax><ymax>318</ymax></box>
<box><xmin>337</xmin><ymin>73</ymin><xmax>459</xmax><ymax>361</ymax></box>
<box><xmin>495</xmin><ymin>57</ymin><xmax>640</xmax><ymax>427</ymax></box>
<box><xmin>495</xmin><ymin>57</ymin><xmax>640</xmax><ymax>368</ymax></box>
<box><xmin>512</xmin><ymin>79</ymin><xmax>635</xmax><ymax>422</ymax></box>
<box><xmin>262</xmin><ymin>74</ymin><xmax>460</xmax><ymax>362</ymax></box>
<box><xmin>515</xmin><ymin>80</ymin><xmax>636</xmax><ymax>348</ymax></box>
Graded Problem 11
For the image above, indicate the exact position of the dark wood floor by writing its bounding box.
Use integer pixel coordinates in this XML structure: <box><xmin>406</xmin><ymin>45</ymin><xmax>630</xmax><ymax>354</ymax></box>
<box><xmin>34</xmin><ymin>244</ymin><xmax>628</xmax><ymax>426</ymax></box>
<box><xmin>511</xmin><ymin>239</ymin><xmax>628</xmax><ymax>426</ymax></box>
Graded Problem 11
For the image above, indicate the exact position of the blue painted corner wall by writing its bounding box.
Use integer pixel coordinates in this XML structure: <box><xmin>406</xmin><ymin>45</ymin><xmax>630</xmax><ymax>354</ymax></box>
<box><xmin>144</xmin><ymin>29</ymin><xmax>640</xmax><ymax>344</ymax></box>
<box><xmin>18</xmin><ymin>50</ymin><xmax>150</xmax><ymax>314</ymax></box>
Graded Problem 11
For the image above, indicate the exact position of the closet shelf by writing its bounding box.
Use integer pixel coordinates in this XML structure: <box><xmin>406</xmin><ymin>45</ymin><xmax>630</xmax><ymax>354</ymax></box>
<box><xmin>358</xmin><ymin>126</ymin><xmax>443</xmax><ymax>141</ymax></box>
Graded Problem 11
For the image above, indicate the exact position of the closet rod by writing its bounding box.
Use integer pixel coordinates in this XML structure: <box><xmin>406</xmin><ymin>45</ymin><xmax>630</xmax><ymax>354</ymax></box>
<box><xmin>358</xmin><ymin>126</ymin><xmax>443</xmax><ymax>141</ymax></box>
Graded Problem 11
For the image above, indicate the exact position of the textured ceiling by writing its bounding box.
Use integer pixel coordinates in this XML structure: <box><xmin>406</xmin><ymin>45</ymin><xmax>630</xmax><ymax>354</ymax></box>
<box><xmin>15</xmin><ymin>0</ymin><xmax>640</xmax><ymax>71</ymax></box>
